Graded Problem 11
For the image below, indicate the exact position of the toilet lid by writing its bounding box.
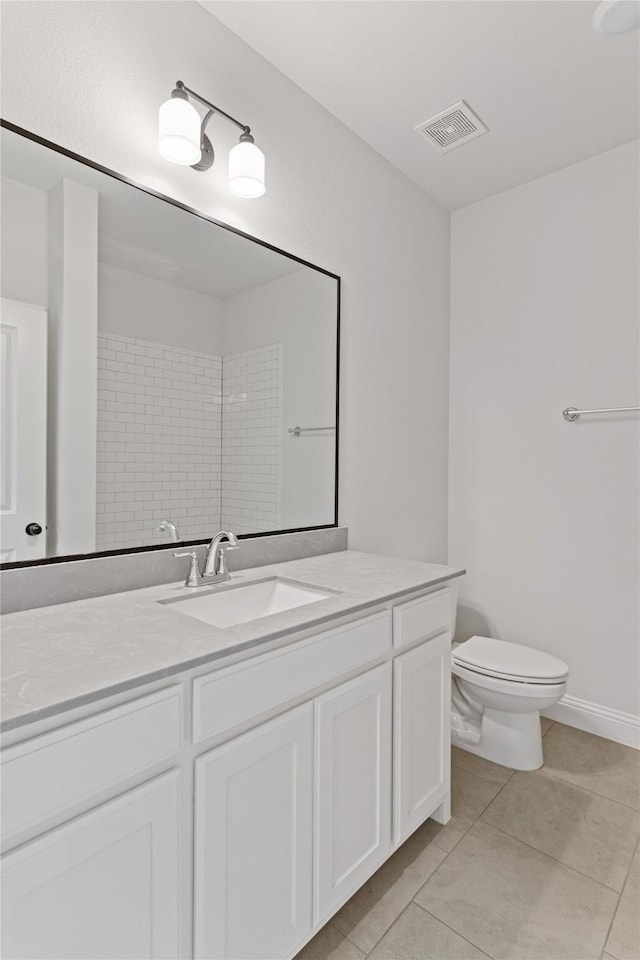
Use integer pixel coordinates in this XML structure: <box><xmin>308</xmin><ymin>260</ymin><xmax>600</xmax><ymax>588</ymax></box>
<box><xmin>452</xmin><ymin>636</ymin><xmax>569</xmax><ymax>683</ymax></box>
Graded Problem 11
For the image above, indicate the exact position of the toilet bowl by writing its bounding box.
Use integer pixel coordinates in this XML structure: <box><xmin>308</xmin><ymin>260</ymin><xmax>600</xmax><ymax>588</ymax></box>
<box><xmin>451</xmin><ymin>635</ymin><xmax>568</xmax><ymax>770</ymax></box>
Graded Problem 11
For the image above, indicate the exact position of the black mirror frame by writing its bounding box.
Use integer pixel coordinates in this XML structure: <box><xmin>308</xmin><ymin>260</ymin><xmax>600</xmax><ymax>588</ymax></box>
<box><xmin>0</xmin><ymin>119</ymin><xmax>340</xmax><ymax>570</ymax></box>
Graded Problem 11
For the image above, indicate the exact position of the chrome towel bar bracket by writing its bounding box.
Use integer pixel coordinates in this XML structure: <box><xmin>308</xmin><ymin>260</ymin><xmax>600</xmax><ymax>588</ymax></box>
<box><xmin>563</xmin><ymin>406</ymin><xmax>640</xmax><ymax>422</ymax></box>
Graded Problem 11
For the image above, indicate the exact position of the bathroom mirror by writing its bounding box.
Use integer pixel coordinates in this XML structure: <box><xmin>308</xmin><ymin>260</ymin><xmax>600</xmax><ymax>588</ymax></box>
<box><xmin>0</xmin><ymin>122</ymin><xmax>339</xmax><ymax>566</ymax></box>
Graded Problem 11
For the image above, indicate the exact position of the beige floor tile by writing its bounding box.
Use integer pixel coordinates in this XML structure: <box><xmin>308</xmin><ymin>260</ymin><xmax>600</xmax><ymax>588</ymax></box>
<box><xmin>481</xmin><ymin>770</ymin><xmax>640</xmax><ymax>891</ymax></box>
<box><xmin>606</xmin><ymin>846</ymin><xmax>640</xmax><ymax>960</ymax></box>
<box><xmin>415</xmin><ymin>821</ymin><xmax>619</xmax><ymax>959</ymax></box>
<box><xmin>368</xmin><ymin>902</ymin><xmax>490</xmax><ymax>959</ymax></box>
<box><xmin>451</xmin><ymin>745</ymin><xmax>514</xmax><ymax>785</ymax></box>
<box><xmin>540</xmin><ymin>716</ymin><xmax>554</xmax><ymax>737</ymax></box>
<box><xmin>294</xmin><ymin>923</ymin><xmax>364</xmax><ymax>960</ymax></box>
<box><xmin>331</xmin><ymin>821</ymin><xmax>447</xmax><ymax>953</ymax></box>
<box><xmin>543</xmin><ymin>724</ymin><xmax>640</xmax><ymax>810</ymax></box>
<box><xmin>431</xmin><ymin>765</ymin><xmax>502</xmax><ymax>853</ymax></box>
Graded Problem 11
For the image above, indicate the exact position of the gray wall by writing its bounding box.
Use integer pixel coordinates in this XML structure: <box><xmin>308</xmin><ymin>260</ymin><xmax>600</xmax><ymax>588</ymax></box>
<box><xmin>449</xmin><ymin>141</ymin><xmax>640</xmax><ymax>720</ymax></box>
<box><xmin>1</xmin><ymin>0</ymin><xmax>451</xmax><ymax>565</ymax></box>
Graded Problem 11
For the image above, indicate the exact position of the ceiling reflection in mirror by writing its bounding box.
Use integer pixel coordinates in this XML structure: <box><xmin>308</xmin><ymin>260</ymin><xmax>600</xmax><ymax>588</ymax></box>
<box><xmin>0</xmin><ymin>124</ymin><xmax>339</xmax><ymax>566</ymax></box>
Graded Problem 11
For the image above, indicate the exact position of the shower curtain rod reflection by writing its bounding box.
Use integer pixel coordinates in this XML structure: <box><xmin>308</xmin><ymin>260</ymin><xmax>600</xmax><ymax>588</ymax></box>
<box><xmin>288</xmin><ymin>426</ymin><xmax>335</xmax><ymax>436</ymax></box>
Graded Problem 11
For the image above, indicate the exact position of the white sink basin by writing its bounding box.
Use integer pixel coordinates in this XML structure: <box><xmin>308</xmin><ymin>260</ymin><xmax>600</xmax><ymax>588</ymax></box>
<box><xmin>159</xmin><ymin>577</ymin><xmax>334</xmax><ymax>629</ymax></box>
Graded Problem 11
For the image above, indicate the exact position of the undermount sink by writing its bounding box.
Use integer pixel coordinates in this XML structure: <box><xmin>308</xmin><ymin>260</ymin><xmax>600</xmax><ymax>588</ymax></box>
<box><xmin>159</xmin><ymin>577</ymin><xmax>334</xmax><ymax>629</ymax></box>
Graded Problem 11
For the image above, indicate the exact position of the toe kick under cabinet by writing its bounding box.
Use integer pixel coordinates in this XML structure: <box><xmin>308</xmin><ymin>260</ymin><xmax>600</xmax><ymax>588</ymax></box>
<box><xmin>0</xmin><ymin>584</ymin><xmax>453</xmax><ymax>960</ymax></box>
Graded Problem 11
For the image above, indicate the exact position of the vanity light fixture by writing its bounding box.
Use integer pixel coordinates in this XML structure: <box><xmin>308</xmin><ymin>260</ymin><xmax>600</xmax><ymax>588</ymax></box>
<box><xmin>158</xmin><ymin>80</ymin><xmax>266</xmax><ymax>198</ymax></box>
<box><xmin>593</xmin><ymin>0</ymin><xmax>640</xmax><ymax>34</ymax></box>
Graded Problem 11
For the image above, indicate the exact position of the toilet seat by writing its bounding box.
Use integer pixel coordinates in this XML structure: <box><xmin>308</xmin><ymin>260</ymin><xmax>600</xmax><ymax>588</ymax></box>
<box><xmin>452</xmin><ymin>636</ymin><xmax>569</xmax><ymax>685</ymax></box>
<box><xmin>452</xmin><ymin>660</ymin><xmax>568</xmax><ymax>699</ymax></box>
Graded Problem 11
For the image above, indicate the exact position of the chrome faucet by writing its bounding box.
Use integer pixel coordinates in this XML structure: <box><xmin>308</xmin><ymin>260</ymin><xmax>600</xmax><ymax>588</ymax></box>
<box><xmin>156</xmin><ymin>519</ymin><xmax>180</xmax><ymax>542</ymax></box>
<box><xmin>203</xmin><ymin>530</ymin><xmax>240</xmax><ymax>578</ymax></box>
<box><xmin>175</xmin><ymin>530</ymin><xmax>239</xmax><ymax>588</ymax></box>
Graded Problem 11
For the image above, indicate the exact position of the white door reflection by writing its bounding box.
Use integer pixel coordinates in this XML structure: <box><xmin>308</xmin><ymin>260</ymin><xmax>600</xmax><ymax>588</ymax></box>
<box><xmin>0</xmin><ymin>299</ymin><xmax>47</xmax><ymax>562</ymax></box>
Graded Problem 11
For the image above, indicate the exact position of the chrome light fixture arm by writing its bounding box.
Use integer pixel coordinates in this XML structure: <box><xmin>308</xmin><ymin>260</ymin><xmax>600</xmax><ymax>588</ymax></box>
<box><xmin>159</xmin><ymin>80</ymin><xmax>266</xmax><ymax>197</ymax></box>
<box><xmin>174</xmin><ymin>81</ymin><xmax>250</xmax><ymax>135</ymax></box>
<box><xmin>171</xmin><ymin>80</ymin><xmax>255</xmax><ymax>173</ymax></box>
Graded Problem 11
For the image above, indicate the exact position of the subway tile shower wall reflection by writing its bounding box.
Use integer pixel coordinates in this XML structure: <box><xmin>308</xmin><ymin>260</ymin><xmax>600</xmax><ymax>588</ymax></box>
<box><xmin>96</xmin><ymin>332</ymin><xmax>224</xmax><ymax>550</ymax></box>
<box><xmin>221</xmin><ymin>344</ymin><xmax>282</xmax><ymax>535</ymax></box>
<box><xmin>97</xmin><ymin>334</ymin><xmax>286</xmax><ymax>548</ymax></box>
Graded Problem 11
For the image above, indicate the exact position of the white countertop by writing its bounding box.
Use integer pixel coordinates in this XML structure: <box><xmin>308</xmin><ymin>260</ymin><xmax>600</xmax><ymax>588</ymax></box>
<box><xmin>1</xmin><ymin>551</ymin><xmax>464</xmax><ymax>733</ymax></box>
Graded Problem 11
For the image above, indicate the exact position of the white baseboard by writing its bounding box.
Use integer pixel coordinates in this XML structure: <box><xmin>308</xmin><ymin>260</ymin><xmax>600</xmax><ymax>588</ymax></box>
<box><xmin>543</xmin><ymin>695</ymin><xmax>640</xmax><ymax>750</ymax></box>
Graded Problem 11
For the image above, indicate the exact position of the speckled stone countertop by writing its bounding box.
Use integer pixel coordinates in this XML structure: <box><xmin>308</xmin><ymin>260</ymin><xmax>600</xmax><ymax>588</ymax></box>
<box><xmin>1</xmin><ymin>551</ymin><xmax>464</xmax><ymax>733</ymax></box>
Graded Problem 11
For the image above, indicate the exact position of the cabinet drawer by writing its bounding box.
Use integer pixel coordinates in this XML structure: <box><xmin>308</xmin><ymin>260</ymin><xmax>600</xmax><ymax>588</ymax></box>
<box><xmin>193</xmin><ymin>611</ymin><xmax>391</xmax><ymax>744</ymax></box>
<box><xmin>1</xmin><ymin>686</ymin><xmax>182</xmax><ymax>845</ymax></box>
<box><xmin>393</xmin><ymin>589</ymin><xmax>452</xmax><ymax>650</ymax></box>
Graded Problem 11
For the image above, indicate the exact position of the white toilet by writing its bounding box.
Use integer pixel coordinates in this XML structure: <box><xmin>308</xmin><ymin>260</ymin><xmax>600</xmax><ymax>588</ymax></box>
<box><xmin>451</xmin><ymin>635</ymin><xmax>569</xmax><ymax>770</ymax></box>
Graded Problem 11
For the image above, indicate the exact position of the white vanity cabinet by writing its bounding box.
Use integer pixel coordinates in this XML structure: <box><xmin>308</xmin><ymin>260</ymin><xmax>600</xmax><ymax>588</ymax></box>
<box><xmin>1</xmin><ymin>581</ymin><xmax>456</xmax><ymax>960</ymax></box>
<box><xmin>1</xmin><ymin>771</ymin><xmax>181</xmax><ymax>960</ymax></box>
<box><xmin>194</xmin><ymin>703</ymin><xmax>314</xmax><ymax>960</ymax></box>
<box><xmin>314</xmin><ymin>663</ymin><xmax>392</xmax><ymax>925</ymax></box>
<box><xmin>0</xmin><ymin>687</ymin><xmax>183</xmax><ymax>960</ymax></box>
<box><xmin>192</xmin><ymin>614</ymin><xmax>393</xmax><ymax>960</ymax></box>
<box><xmin>392</xmin><ymin>590</ymin><xmax>453</xmax><ymax>845</ymax></box>
<box><xmin>393</xmin><ymin>632</ymin><xmax>451</xmax><ymax>844</ymax></box>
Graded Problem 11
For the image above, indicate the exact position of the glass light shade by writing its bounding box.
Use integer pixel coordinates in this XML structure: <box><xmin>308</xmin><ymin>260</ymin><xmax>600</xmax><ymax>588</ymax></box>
<box><xmin>593</xmin><ymin>0</ymin><xmax>640</xmax><ymax>33</ymax></box>
<box><xmin>158</xmin><ymin>97</ymin><xmax>202</xmax><ymax>165</ymax></box>
<box><xmin>228</xmin><ymin>140</ymin><xmax>266</xmax><ymax>198</ymax></box>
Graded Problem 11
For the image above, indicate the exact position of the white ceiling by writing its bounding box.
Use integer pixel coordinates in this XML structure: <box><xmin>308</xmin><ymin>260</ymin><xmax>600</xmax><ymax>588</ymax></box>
<box><xmin>2</xmin><ymin>127</ymin><xmax>301</xmax><ymax>298</ymax></box>
<box><xmin>202</xmin><ymin>0</ymin><xmax>640</xmax><ymax>210</ymax></box>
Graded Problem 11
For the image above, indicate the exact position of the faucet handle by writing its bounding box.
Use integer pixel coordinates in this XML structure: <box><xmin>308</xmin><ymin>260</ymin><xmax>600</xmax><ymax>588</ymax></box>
<box><xmin>174</xmin><ymin>550</ymin><xmax>201</xmax><ymax>588</ymax></box>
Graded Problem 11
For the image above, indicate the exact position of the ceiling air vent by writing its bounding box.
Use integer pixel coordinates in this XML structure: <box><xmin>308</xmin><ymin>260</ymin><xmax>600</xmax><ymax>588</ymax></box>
<box><xmin>414</xmin><ymin>101</ymin><xmax>488</xmax><ymax>154</ymax></box>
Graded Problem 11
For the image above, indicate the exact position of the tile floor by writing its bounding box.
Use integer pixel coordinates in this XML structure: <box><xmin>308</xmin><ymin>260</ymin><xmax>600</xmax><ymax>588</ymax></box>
<box><xmin>296</xmin><ymin>721</ymin><xmax>640</xmax><ymax>960</ymax></box>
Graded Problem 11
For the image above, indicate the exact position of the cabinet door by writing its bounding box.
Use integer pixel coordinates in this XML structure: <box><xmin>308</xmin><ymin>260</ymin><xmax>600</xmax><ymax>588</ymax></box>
<box><xmin>314</xmin><ymin>663</ymin><xmax>392</xmax><ymax>925</ymax></box>
<box><xmin>1</xmin><ymin>771</ymin><xmax>180</xmax><ymax>960</ymax></box>
<box><xmin>194</xmin><ymin>702</ymin><xmax>313</xmax><ymax>960</ymax></box>
<box><xmin>393</xmin><ymin>632</ymin><xmax>451</xmax><ymax>846</ymax></box>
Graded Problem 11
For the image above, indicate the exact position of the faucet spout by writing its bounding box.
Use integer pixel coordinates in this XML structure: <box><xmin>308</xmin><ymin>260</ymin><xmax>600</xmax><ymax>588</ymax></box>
<box><xmin>174</xmin><ymin>530</ymin><xmax>240</xmax><ymax>588</ymax></box>
<box><xmin>156</xmin><ymin>519</ymin><xmax>180</xmax><ymax>542</ymax></box>
<box><xmin>204</xmin><ymin>530</ymin><xmax>239</xmax><ymax>578</ymax></box>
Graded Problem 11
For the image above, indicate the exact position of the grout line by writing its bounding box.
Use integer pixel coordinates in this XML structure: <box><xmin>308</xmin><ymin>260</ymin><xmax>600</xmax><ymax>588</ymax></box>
<box><xmin>411</xmin><ymin>900</ymin><xmax>495</xmax><ymax>959</ymax></box>
<box><xmin>338</xmin><ymin>836</ymin><xmax>449</xmax><ymax>955</ymax></box>
<box><xmin>600</xmin><ymin>832</ymin><xmax>640</xmax><ymax>957</ymax></box>
<box><xmin>359</xmin><ymin>901</ymin><xmax>413</xmax><ymax>957</ymax></box>
<box><xmin>452</xmin><ymin>765</ymin><xmax>516</xmax><ymax>787</ymax></box>
<box><xmin>328</xmin><ymin>921</ymin><xmax>365</xmax><ymax>958</ymax></box>
<box><xmin>429</xmin><ymin>761</ymin><xmax>517</xmax><ymax>855</ymax></box>
<box><xmin>476</xmin><ymin>819</ymin><xmax>628</xmax><ymax>897</ymax></box>
<box><xmin>334</xmin><ymin>739</ymin><xmax>636</xmax><ymax>959</ymax></box>
<box><xmin>618</xmin><ymin>831</ymin><xmax>640</xmax><ymax>897</ymax></box>
<box><xmin>475</xmin><ymin>767</ymin><xmax>640</xmax><ymax>888</ymax></box>
<box><xmin>341</xmin><ymin>927</ymin><xmax>367</xmax><ymax>956</ymax></box>
<box><xmin>536</xmin><ymin>765</ymin><xmax>640</xmax><ymax>813</ymax></box>
<box><xmin>344</xmin><ymin>740</ymin><xmax>635</xmax><ymax>960</ymax></box>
